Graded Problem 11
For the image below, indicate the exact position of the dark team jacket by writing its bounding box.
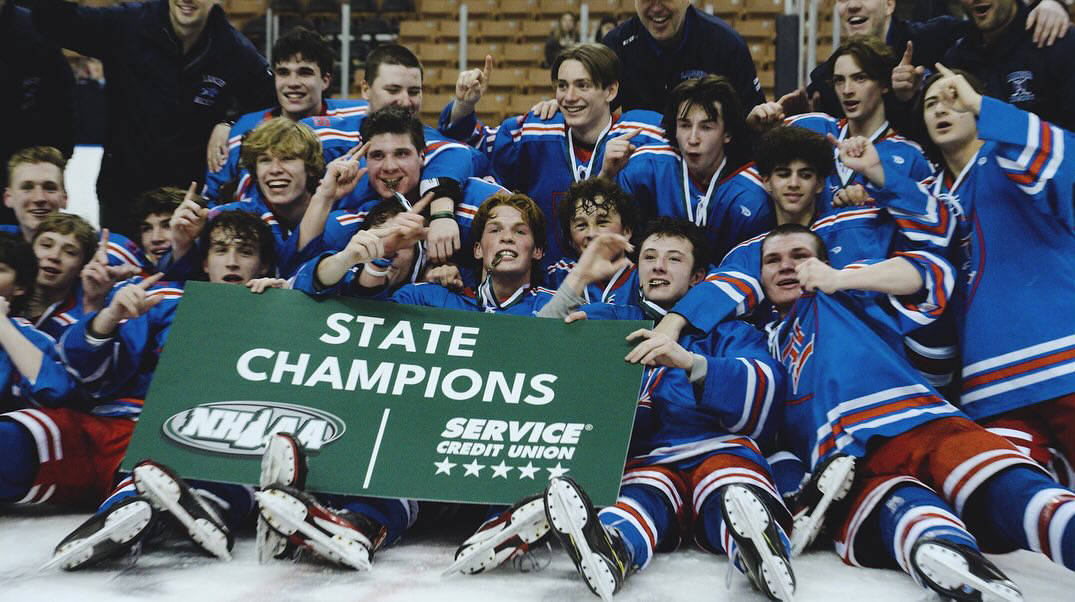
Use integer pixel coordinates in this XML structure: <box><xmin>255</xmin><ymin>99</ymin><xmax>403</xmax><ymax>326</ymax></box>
<box><xmin>32</xmin><ymin>0</ymin><xmax>276</xmax><ymax>199</ymax></box>
<box><xmin>600</xmin><ymin>6</ymin><xmax>765</xmax><ymax>113</ymax></box>
<box><xmin>944</xmin><ymin>3</ymin><xmax>1075</xmax><ymax>131</ymax></box>
<box><xmin>0</xmin><ymin>2</ymin><xmax>73</xmax><ymax>189</ymax></box>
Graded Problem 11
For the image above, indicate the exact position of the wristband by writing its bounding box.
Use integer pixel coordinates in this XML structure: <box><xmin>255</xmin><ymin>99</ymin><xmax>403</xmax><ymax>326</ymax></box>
<box><xmin>363</xmin><ymin>264</ymin><xmax>390</xmax><ymax>278</ymax></box>
<box><xmin>429</xmin><ymin>211</ymin><xmax>456</xmax><ymax>221</ymax></box>
<box><xmin>420</xmin><ymin>178</ymin><xmax>463</xmax><ymax>204</ymax></box>
<box><xmin>370</xmin><ymin>257</ymin><xmax>393</xmax><ymax>268</ymax></box>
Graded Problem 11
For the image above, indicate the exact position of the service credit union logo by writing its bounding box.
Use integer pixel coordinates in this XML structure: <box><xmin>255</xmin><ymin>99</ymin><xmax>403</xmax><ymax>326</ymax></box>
<box><xmin>163</xmin><ymin>401</ymin><xmax>346</xmax><ymax>455</ymax></box>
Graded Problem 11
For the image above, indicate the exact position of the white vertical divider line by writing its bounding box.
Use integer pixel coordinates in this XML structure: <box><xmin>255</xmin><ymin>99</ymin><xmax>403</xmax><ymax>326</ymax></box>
<box><xmin>362</xmin><ymin>408</ymin><xmax>391</xmax><ymax>489</ymax></box>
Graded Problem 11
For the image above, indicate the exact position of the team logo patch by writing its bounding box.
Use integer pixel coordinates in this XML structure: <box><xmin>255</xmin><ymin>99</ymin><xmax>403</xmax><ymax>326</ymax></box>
<box><xmin>1006</xmin><ymin>71</ymin><xmax>1035</xmax><ymax>103</ymax></box>
<box><xmin>193</xmin><ymin>75</ymin><xmax>226</xmax><ymax>106</ymax></box>
<box><xmin>780</xmin><ymin>319</ymin><xmax>815</xmax><ymax>395</ymax></box>
<box><xmin>162</xmin><ymin>400</ymin><xmax>346</xmax><ymax>455</ymax></box>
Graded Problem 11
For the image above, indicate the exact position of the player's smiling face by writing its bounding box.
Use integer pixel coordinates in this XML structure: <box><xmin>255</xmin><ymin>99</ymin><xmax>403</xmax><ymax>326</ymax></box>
<box><xmin>4</xmin><ymin>162</ymin><xmax>67</xmax><ymax>236</ymax></box>
<box><xmin>474</xmin><ymin>205</ymin><xmax>543</xmax><ymax>280</ymax></box>
<box><xmin>638</xmin><ymin>234</ymin><xmax>701</xmax><ymax>308</ymax></box>
<box><xmin>32</xmin><ymin>231</ymin><xmax>85</xmax><ymax>293</ymax></box>
<box><xmin>139</xmin><ymin>212</ymin><xmax>173</xmax><ymax>264</ymax></box>
<box><xmin>761</xmin><ymin>232</ymin><xmax>822</xmax><ymax>313</ymax></box>
<box><xmin>203</xmin><ymin>228</ymin><xmax>267</xmax><ymax>285</ymax></box>
<box><xmin>765</xmin><ymin>160</ymin><xmax>822</xmax><ymax>220</ymax></box>
<box><xmin>274</xmin><ymin>55</ymin><xmax>331</xmax><ymax>120</ymax></box>
<box><xmin>922</xmin><ymin>79</ymin><xmax>979</xmax><ymax>152</ymax></box>
<box><xmin>635</xmin><ymin>0</ymin><xmax>690</xmax><ymax>44</ymax></box>
<box><xmin>833</xmin><ymin>54</ymin><xmax>886</xmax><ymax>125</ymax></box>
<box><xmin>568</xmin><ymin>197</ymin><xmax>631</xmax><ymax>254</ymax></box>
<box><xmin>255</xmin><ymin>152</ymin><xmax>308</xmax><ymax>208</ymax></box>
<box><xmin>837</xmin><ymin>0</ymin><xmax>893</xmax><ymax>37</ymax></box>
<box><xmin>365</xmin><ymin>133</ymin><xmax>423</xmax><ymax>199</ymax></box>
<box><xmin>676</xmin><ymin>100</ymin><xmax>730</xmax><ymax>181</ymax></box>
<box><xmin>555</xmin><ymin>59</ymin><xmax>616</xmax><ymax>133</ymax></box>
<box><xmin>364</xmin><ymin>64</ymin><xmax>423</xmax><ymax>113</ymax></box>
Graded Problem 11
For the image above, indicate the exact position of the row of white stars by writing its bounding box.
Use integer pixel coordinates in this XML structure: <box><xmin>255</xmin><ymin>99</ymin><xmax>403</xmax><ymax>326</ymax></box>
<box><xmin>433</xmin><ymin>457</ymin><xmax>570</xmax><ymax>479</ymax></box>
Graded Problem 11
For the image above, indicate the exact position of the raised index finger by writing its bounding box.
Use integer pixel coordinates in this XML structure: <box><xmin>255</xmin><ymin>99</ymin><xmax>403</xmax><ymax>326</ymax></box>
<box><xmin>184</xmin><ymin>181</ymin><xmax>199</xmax><ymax>203</ymax></box>
<box><xmin>95</xmin><ymin>228</ymin><xmax>111</xmax><ymax>261</ymax></box>
<box><xmin>899</xmin><ymin>41</ymin><xmax>913</xmax><ymax>66</ymax></box>
<box><xmin>482</xmin><ymin>54</ymin><xmax>494</xmax><ymax>79</ymax></box>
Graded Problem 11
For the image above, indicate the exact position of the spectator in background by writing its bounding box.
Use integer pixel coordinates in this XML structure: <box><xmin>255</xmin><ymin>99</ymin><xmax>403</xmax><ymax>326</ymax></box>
<box><xmin>944</xmin><ymin>0</ymin><xmax>1075</xmax><ymax>130</ymax></box>
<box><xmin>600</xmin><ymin>0</ymin><xmax>765</xmax><ymax>114</ymax></box>
<box><xmin>0</xmin><ymin>0</ymin><xmax>74</xmax><ymax>222</ymax></box>
<box><xmin>802</xmin><ymin>0</ymin><xmax>1068</xmax><ymax>126</ymax></box>
<box><xmin>545</xmin><ymin>12</ymin><xmax>580</xmax><ymax>67</ymax></box>
<box><xmin>594</xmin><ymin>15</ymin><xmax>618</xmax><ymax>44</ymax></box>
<box><xmin>32</xmin><ymin>0</ymin><xmax>276</xmax><ymax>238</ymax></box>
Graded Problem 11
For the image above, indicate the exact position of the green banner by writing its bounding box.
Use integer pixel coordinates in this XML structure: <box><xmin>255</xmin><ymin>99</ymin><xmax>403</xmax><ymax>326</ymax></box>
<box><xmin>124</xmin><ymin>282</ymin><xmax>647</xmax><ymax>506</ymax></box>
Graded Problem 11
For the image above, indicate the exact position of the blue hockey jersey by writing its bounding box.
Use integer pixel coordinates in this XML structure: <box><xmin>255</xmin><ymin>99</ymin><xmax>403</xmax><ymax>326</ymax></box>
<box><xmin>390</xmin><ymin>279</ymin><xmax>555</xmax><ymax>316</ymax></box>
<box><xmin>767</xmin><ymin>274</ymin><xmax>962</xmax><ymax>469</ymax></box>
<box><xmin>616</xmin><ymin>149</ymin><xmax>775</xmax><ymax>261</ymax></box>
<box><xmin>439</xmin><ymin>108</ymin><xmax>667</xmax><ymax>267</ymax></box>
<box><xmin>58</xmin><ymin>279</ymin><xmax>184</xmax><ymax>418</ymax></box>
<box><xmin>0</xmin><ymin>317</ymin><xmax>78</xmax><ymax>411</ymax></box>
<box><xmin>203</xmin><ymin>99</ymin><xmax>368</xmax><ymax>203</ymax></box>
<box><xmin>876</xmin><ymin>97</ymin><xmax>1075</xmax><ymax>419</ymax></box>
<box><xmin>545</xmin><ymin>261</ymin><xmax>640</xmax><ymax>306</ymax></box>
<box><xmin>784</xmin><ymin>112</ymin><xmax>935</xmax><ymax>214</ymax></box>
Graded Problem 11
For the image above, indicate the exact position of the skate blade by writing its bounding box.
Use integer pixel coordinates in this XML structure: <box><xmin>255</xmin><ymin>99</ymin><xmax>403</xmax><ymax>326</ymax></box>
<box><xmin>790</xmin><ymin>456</ymin><xmax>854</xmax><ymax>556</ymax></box>
<box><xmin>545</xmin><ymin>480</ymin><xmax>615</xmax><ymax>602</ymax></box>
<box><xmin>260</xmin><ymin>435</ymin><xmax>298</xmax><ymax>489</ymax></box>
<box><xmin>41</xmin><ymin>501</ymin><xmax>153</xmax><ymax>571</ymax></box>
<box><xmin>256</xmin><ymin>516</ymin><xmax>288</xmax><ymax>564</ymax></box>
<box><xmin>134</xmin><ymin>465</ymin><xmax>231</xmax><ymax>561</ymax></box>
<box><xmin>724</xmin><ymin>486</ymin><xmax>796</xmax><ymax>602</ymax></box>
<box><xmin>443</xmin><ymin>502</ymin><xmax>547</xmax><ymax>576</ymax></box>
<box><xmin>255</xmin><ymin>490</ymin><xmax>371</xmax><ymax>571</ymax></box>
<box><xmin>914</xmin><ymin>543</ymin><xmax>1023</xmax><ymax>602</ymax></box>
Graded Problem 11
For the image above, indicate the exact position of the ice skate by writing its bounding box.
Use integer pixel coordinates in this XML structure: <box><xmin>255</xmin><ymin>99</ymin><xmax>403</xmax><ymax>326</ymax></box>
<box><xmin>131</xmin><ymin>460</ymin><xmax>233</xmax><ymax>561</ymax></box>
<box><xmin>256</xmin><ymin>486</ymin><xmax>385</xmax><ymax>571</ymax></box>
<box><xmin>257</xmin><ymin>433</ymin><xmax>308</xmax><ymax>563</ymax></box>
<box><xmin>544</xmin><ymin>477</ymin><xmax>632</xmax><ymax>601</ymax></box>
<box><xmin>720</xmin><ymin>484</ymin><xmax>796</xmax><ymax>601</ymax></box>
<box><xmin>445</xmin><ymin>494</ymin><xmax>551</xmax><ymax>575</ymax></box>
<box><xmin>911</xmin><ymin>537</ymin><xmax>1023</xmax><ymax>602</ymax></box>
<box><xmin>44</xmin><ymin>496</ymin><xmax>157</xmax><ymax>571</ymax></box>
<box><xmin>790</xmin><ymin>453</ymin><xmax>855</xmax><ymax>556</ymax></box>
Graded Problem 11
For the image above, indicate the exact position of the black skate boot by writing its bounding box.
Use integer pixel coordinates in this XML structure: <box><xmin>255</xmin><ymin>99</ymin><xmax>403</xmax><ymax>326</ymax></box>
<box><xmin>544</xmin><ymin>477</ymin><xmax>633</xmax><ymax>601</ymax></box>
<box><xmin>790</xmin><ymin>453</ymin><xmax>855</xmax><ymax>555</ymax></box>
<box><xmin>44</xmin><ymin>496</ymin><xmax>158</xmax><ymax>571</ymax></box>
<box><xmin>445</xmin><ymin>494</ymin><xmax>551</xmax><ymax>575</ymax></box>
<box><xmin>257</xmin><ymin>433</ymin><xmax>308</xmax><ymax>562</ymax></box>
<box><xmin>255</xmin><ymin>486</ymin><xmax>387</xmax><ymax>571</ymax></box>
<box><xmin>131</xmin><ymin>460</ymin><xmax>233</xmax><ymax>560</ymax></box>
<box><xmin>911</xmin><ymin>537</ymin><xmax>1023</xmax><ymax>602</ymax></box>
<box><xmin>720</xmin><ymin>484</ymin><xmax>796</xmax><ymax>601</ymax></box>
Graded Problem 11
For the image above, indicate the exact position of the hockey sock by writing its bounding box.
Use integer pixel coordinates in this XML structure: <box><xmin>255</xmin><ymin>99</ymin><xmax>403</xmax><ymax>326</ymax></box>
<box><xmin>597</xmin><ymin>482</ymin><xmax>673</xmax><ymax>570</ymax></box>
<box><xmin>969</xmin><ymin>466</ymin><xmax>1075</xmax><ymax>570</ymax></box>
<box><xmin>328</xmin><ymin>495</ymin><xmax>414</xmax><ymax>547</ymax></box>
<box><xmin>876</xmin><ymin>483</ymin><xmax>978</xmax><ymax>578</ymax></box>
<box><xmin>0</xmin><ymin>420</ymin><xmax>37</xmax><ymax>501</ymax></box>
<box><xmin>767</xmin><ymin>451</ymin><xmax>808</xmax><ymax>499</ymax></box>
<box><xmin>96</xmin><ymin>474</ymin><xmax>138</xmax><ymax>514</ymax></box>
